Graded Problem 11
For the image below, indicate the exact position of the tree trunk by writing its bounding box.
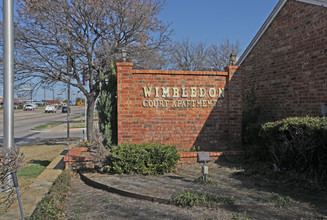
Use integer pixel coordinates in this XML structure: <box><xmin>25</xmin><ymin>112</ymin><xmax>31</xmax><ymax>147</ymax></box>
<box><xmin>86</xmin><ymin>94</ymin><xmax>95</xmax><ymax>140</ymax></box>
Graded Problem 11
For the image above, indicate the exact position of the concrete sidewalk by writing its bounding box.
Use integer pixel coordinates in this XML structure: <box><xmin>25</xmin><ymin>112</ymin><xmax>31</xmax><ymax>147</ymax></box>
<box><xmin>1</xmin><ymin>151</ymin><xmax>65</xmax><ymax>219</ymax></box>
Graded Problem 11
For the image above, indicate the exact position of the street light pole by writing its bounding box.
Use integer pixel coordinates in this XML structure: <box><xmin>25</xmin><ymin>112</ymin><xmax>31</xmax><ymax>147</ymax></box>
<box><xmin>30</xmin><ymin>83</ymin><xmax>33</xmax><ymax>104</ymax></box>
<box><xmin>67</xmin><ymin>56</ymin><xmax>71</xmax><ymax>139</ymax></box>
<box><xmin>43</xmin><ymin>86</ymin><xmax>46</xmax><ymax>102</ymax></box>
<box><xmin>3</xmin><ymin>1</ymin><xmax>25</xmax><ymax>219</ymax></box>
<box><xmin>3</xmin><ymin>0</ymin><xmax>15</xmax><ymax>149</ymax></box>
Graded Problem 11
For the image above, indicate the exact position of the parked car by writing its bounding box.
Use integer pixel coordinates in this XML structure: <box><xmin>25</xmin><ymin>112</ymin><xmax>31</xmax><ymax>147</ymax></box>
<box><xmin>24</xmin><ymin>104</ymin><xmax>35</xmax><ymax>111</ymax></box>
<box><xmin>61</xmin><ymin>106</ymin><xmax>71</xmax><ymax>113</ymax></box>
<box><xmin>57</xmin><ymin>104</ymin><xmax>64</xmax><ymax>110</ymax></box>
<box><xmin>45</xmin><ymin>105</ymin><xmax>56</xmax><ymax>113</ymax></box>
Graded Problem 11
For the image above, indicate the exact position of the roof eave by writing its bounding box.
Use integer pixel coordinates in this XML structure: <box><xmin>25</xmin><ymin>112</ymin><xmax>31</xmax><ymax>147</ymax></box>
<box><xmin>236</xmin><ymin>0</ymin><xmax>288</xmax><ymax>66</ymax></box>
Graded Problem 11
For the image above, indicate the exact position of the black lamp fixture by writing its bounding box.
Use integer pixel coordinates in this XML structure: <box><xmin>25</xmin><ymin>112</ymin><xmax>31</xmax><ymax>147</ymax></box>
<box><xmin>229</xmin><ymin>52</ymin><xmax>237</xmax><ymax>66</ymax></box>
<box><xmin>122</xmin><ymin>48</ymin><xmax>127</xmax><ymax>62</ymax></box>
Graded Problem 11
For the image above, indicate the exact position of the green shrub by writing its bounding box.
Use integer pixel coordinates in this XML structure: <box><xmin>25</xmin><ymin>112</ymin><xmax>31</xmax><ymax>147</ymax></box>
<box><xmin>170</xmin><ymin>191</ymin><xmax>202</xmax><ymax>207</ymax></box>
<box><xmin>96</xmin><ymin>62</ymin><xmax>117</xmax><ymax>149</ymax></box>
<box><xmin>193</xmin><ymin>176</ymin><xmax>219</xmax><ymax>185</ymax></box>
<box><xmin>106</xmin><ymin>143</ymin><xmax>179</xmax><ymax>175</ymax></box>
<box><xmin>244</xmin><ymin>117</ymin><xmax>327</xmax><ymax>181</ymax></box>
<box><xmin>31</xmin><ymin>170</ymin><xmax>71</xmax><ymax>220</ymax></box>
<box><xmin>170</xmin><ymin>190</ymin><xmax>235</xmax><ymax>208</ymax></box>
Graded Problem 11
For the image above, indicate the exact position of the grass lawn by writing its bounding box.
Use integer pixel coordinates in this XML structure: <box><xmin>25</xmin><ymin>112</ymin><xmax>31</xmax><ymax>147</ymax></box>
<box><xmin>33</xmin><ymin>122</ymin><xmax>62</xmax><ymax>131</ymax></box>
<box><xmin>18</xmin><ymin>143</ymin><xmax>69</xmax><ymax>189</ymax></box>
<box><xmin>67</xmin><ymin>121</ymin><xmax>86</xmax><ymax>129</ymax></box>
<box><xmin>17</xmin><ymin>161</ymin><xmax>51</xmax><ymax>178</ymax></box>
<box><xmin>33</xmin><ymin>114</ymin><xmax>97</xmax><ymax>130</ymax></box>
<box><xmin>66</xmin><ymin>120</ymin><xmax>98</xmax><ymax>129</ymax></box>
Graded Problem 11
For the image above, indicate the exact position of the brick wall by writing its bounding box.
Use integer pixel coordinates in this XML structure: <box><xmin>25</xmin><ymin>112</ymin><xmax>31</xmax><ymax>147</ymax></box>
<box><xmin>239</xmin><ymin>0</ymin><xmax>327</xmax><ymax>122</ymax></box>
<box><xmin>117</xmin><ymin>63</ymin><xmax>242</xmax><ymax>151</ymax></box>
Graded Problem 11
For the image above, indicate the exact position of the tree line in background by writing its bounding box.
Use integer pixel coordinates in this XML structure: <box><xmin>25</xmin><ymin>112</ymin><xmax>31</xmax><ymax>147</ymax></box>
<box><xmin>0</xmin><ymin>0</ymin><xmax>241</xmax><ymax>141</ymax></box>
<box><xmin>167</xmin><ymin>38</ymin><xmax>241</xmax><ymax>71</ymax></box>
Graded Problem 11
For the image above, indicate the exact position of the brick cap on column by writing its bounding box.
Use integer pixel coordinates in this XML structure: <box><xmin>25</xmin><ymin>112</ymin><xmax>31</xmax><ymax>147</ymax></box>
<box><xmin>116</xmin><ymin>62</ymin><xmax>134</xmax><ymax>67</ymax></box>
<box><xmin>224</xmin><ymin>66</ymin><xmax>239</xmax><ymax>72</ymax></box>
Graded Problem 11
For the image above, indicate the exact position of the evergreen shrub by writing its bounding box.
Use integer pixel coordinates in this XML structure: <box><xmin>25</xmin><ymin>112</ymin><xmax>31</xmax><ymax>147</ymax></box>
<box><xmin>31</xmin><ymin>170</ymin><xmax>71</xmax><ymax>220</ymax></box>
<box><xmin>96</xmin><ymin>61</ymin><xmax>117</xmax><ymax>149</ymax></box>
<box><xmin>106</xmin><ymin>143</ymin><xmax>180</xmax><ymax>175</ymax></box>
<box><xmin>244</xmin><ymin>117</ymin><xmax>327</xmax><ymax>181</ymax></box>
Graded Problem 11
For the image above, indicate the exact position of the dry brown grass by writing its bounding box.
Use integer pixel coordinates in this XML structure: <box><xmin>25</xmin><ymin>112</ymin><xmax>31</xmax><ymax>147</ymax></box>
<box><xmin>20</xmin><ymin>144</ymin><xmax>68</xmax><ymax>166</ymax></box>
<box><xmin>18</xmin><ymin>143</ymin><xmax>72</xmax><ymax>189</ymax></box>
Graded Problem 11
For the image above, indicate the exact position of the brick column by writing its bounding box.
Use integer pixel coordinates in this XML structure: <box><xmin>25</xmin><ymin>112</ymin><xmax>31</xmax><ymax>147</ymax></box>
<box><xmin>227</xmin><ymin>66</ymin><xmax>242</xmax><ymax>149</ymax></box>
<box><xmin>116</xmin><ymin>62</ymin><xmax>134</xmax><ymax>144</ymax></box>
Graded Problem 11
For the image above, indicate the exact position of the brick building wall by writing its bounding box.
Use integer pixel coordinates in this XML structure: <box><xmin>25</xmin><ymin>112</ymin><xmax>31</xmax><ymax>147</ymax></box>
<box><xmin>238</xmin><ymin>0</ymin><xmax>327</xmax><ymax>122</ymax></box>
<box><xmin>117</xmin><ymin>63</ymin><xmax>241</xmax><ymax>151</ymax></box>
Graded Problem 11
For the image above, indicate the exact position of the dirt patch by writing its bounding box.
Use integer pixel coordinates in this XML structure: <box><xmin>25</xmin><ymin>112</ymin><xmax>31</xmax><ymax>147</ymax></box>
<box><xmin>66</xmin><ymin>159</ymin><xmax>327</xmax><ymax>220</ymax></box>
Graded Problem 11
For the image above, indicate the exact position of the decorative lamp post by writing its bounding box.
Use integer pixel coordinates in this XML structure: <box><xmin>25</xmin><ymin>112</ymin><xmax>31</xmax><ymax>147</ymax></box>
<box><xmin>122</xmin><ymin>48</ymin><xmax>127</xmax><ymax>62</ymax></box>
<box><xmin>229</xmin><ymin>52</ymin><xmax>237</xmax><ymax>66</ymax></box>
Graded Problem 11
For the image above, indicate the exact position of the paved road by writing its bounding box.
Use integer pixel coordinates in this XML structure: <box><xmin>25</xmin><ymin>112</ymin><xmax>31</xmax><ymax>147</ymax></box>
<box><xmin>0</xmin><ymin>106</ymin><xmax>85</xmax><ymax>146</ymax></box>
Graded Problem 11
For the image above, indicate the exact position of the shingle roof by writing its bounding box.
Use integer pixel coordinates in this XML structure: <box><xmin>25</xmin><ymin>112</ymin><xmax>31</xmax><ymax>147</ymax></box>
<box><xmin>236</xmin><ymin>0</ymin><xmax>327</xmax><ymax>66</ymax></box>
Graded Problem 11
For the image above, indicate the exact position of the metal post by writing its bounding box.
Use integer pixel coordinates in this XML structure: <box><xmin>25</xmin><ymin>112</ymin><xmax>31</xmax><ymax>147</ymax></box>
<box><xmin>43</xmin><ymin>86</ymin><xmax>46</xmax><ymax>102</ymax></box>
<box><xmin>11</xmin><ymin>172</ymin><xmax>24</xmax><ymax>220</ymax></box>
<box><xmin>84</xmin><ymin>95</ymin><xmax>87</xmax><ymax>132</ymax></box>
<box><xmin>3</xmin><ymin>0</ymin><xmax>15</xmax><ymax>149</ymax></box>
<box><xmin>67</xmin><ymin>83</ymin><xmax>70</xmax><ymax>139</ymax></box>
<box><xmin>67</xmin><ymin>143</ymin><xmax>71</xmax><ymax>170</ymax></box>
<box><xmin>80</xmin><ymin>92</ymin><xmax>82</xmax><ymax>122</ymax></box>
<box><xmin>30</xmin><ymin>83</ymin><xmax>33</xmax><ymax>103</ymax></box>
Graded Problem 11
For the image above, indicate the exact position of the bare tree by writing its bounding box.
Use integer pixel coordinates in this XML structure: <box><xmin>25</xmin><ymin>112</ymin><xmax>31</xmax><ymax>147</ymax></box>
<box><xmin>14</xmin><ymin>0</ymin><xmax>172</xmax><ymax>139</ymax></box>
<box><xmin>207</xmin><ymin>39</ymin><xmax>241</xmax><ymax>71</ymax></box>
<box><xmin>168</xmin><ymin>38</ymin><xmax>241</xmax><ymax>71</ymax></box>
<box><xmin>168</xmin><ymin>39</ymin><xmax>210</xmax><ymax>71</ymax></box>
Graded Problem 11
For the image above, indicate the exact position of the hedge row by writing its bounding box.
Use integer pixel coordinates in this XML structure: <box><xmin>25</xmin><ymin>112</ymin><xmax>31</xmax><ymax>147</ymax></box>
<box><xmin>244</xmin><ymin>117</ymin><xmax>327</xmax><ymax>181</ymax></box>
<box><xmin>31</xmin><ymin>170</ymin><xmax>71</xmax><ymax>220</ymax></box>
<box><xmin>105</xmin><ymin>143</ymin><xmax>180</xmax><ymax>175</ymax></box>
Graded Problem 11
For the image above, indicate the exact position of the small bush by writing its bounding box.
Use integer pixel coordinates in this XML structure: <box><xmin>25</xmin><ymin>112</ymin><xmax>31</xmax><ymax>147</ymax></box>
<box><xmin>170</xmin><ymin>191</ymin><xmax>202</xmax><ymax>207</ymax></box>
<box><xmin>260</xmin><ymin>194</ymin><xmax>298</xmax><ymax>207</ymax></box>
<box><xmin>194</xmin><ymin>176</ymin><xmax>219</xmax><ymax>185</ymax></box>
<box><xmin>77</xmin><ymin>140</ymin><xmax>91</xmax><ymax>148</ymax></box>
<box><xmin>106</xmin><ymin>143</ymin><xmax>179</xmax><ymax>175</ymax></box>
<box><xmin>0</xmin><ymin>147</ymin><xmax>23</xmax><ymax>181</ymax></box>
<box><xmin>0</xmin><ymin>148</ymin><xmax>23</xmax><ymax>214</ymax></box>
<box><xmin>31</xmin><ymin>170</ymin><xmax>71</xmax><ymax>220</ymax></box>
<box><xmin>244</xmin><ymin>117</ymin><xmax>327</xmax><ymax>181</ymax></box>
<box><xmin>170</xmin><ymin>190</ymin><xmax>235</xmax><ymax>208</ymax></box>
<box><xmin>88</xmin><ymin>128</ymin><xmax>110</xmax><ymax>172</ymax></box>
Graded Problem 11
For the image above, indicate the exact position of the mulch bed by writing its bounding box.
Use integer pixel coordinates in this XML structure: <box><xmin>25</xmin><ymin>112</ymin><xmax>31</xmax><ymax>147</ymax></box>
<box><xmin>65</xmin><ymin>159</ymin><xmax>327</xmax><ymax>220</ymax></box>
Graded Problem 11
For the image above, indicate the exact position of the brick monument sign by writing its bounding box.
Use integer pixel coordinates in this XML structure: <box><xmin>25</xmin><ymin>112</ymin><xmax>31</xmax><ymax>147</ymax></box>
<box><xmin>117</xmin><ymin>62</ymin><xmax>242</xmax><ymax>152</ymax></box>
